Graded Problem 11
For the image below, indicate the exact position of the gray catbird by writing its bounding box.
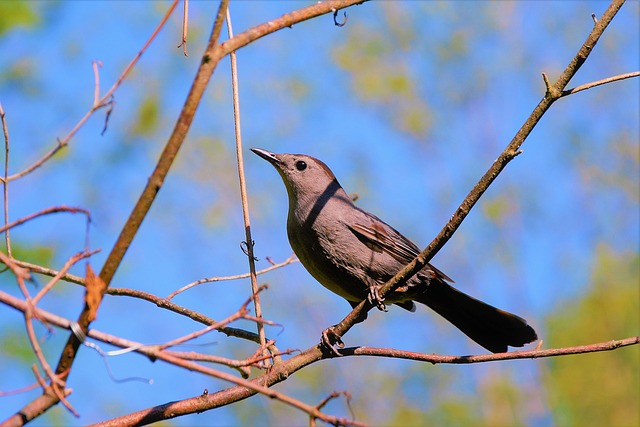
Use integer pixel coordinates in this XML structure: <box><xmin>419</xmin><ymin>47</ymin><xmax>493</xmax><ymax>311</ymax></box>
<box><xmin>251</xmin><ymin>148</ymin><xmax>537</xmax><ymax>353</ymax></box>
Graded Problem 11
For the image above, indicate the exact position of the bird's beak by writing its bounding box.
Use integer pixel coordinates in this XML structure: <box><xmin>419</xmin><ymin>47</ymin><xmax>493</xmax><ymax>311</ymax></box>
<box><xmin>250</xmin><ymin>148</ymin><xmax>281</xmax><ymax>165</ymax></box>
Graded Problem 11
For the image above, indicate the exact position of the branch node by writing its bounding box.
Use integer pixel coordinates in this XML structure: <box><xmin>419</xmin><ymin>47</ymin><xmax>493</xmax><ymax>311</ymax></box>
<box><xmin>240</xmin><ymin>240</ymin><xmax>258</xmax><ymax>261</ymax></box>
<box><xmin>541</xmin><ymin>72</ymin><xmax>560</xmax><ymax>100</ymax></box>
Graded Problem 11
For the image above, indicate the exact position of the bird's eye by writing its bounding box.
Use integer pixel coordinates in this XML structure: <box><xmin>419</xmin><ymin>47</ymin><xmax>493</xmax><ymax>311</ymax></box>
<box><xmin>295</xmin><ymin>160</ymin><xmax>307</xmax><ymax>171</ymax></box>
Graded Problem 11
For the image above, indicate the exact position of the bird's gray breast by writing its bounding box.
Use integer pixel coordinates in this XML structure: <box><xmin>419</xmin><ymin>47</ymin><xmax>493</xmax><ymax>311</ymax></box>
<box><xmin>286</xmin><ymin>195</ymin><xmax>374</xmax><ymax>302</ymax></box>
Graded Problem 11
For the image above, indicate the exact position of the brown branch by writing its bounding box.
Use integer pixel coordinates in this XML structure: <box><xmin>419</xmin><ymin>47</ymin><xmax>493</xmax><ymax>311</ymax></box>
<box><xmin>5</xmin><ymin>1</ymin><xmax>180</xmax><ymax>183</ymax></box>
<box><xmin>326</xmin><ymin>0</ymin><xmax>627</xmax><ymax>346</ymax></box>
<box><xmin>98</xmin><ymin>0</ymin><xmax>228</xmax><ymax>290</ymax></box>
<box><xmin>0</xmin><ymin>206</ymin><xmax>91</xmax><ymax>235</ymax></box>
<box><xmin>0</xmin><ymin>381</ymin><xmax>40</xmax><ymax>397</ymax></box>
<box><xmin>2</xmin><ymin>284</ymin><xmax>636</xmax><ymax>426</ymax></box>
<box><xmin>342</xmin><ymin>336</ymin><xmax>640</xmax><ymax>362</ymax></box>
<box><xmin>2</xmin><ymin>256</ymin><xmax>267</xmax><ymax>343</ymax></box>
<box><xmin>560</xmin><ymin>71</ymin><xmax>640</xmax><ymax>97</ymax></box>
<box><xmin>108</xmin><ymin>287</ymin><xmax>265</xmax><ymax>344</ymax></box>
<box><xmin>177</xmin><ymin>0</ymin><xmax>189</xmax><ymax>56</ymax></box>
<box><xmin>217</xmin><ymin>0</ymin><xmax>366</xmax><ymax>57</ymax></box>
<box><xmin>1</xmin><ymin>102</ymin><xmax>11</xmax><ymax>256</ymax></box>
<box><xmin>157</xmin><ymin>285</ymin><xmax>263</xmax><ymax>351</ymax></box>
<box><xmin>92</xmin><ymin>334</ymin><xmax>638</xmax><ymax>427</ymax></box>
<box><xmin>2</xmin><ymin>287</ymin><xmax>361</xmax><ymax>427</ymax></box>
<box><xmin>312</xmin><ymin>391</ymin><xmax>354</xmax><ymax>427</ymax></box>
<box><xmin>0</xmin><ymin>288</ymin><xmax>255</xmax><ymax>378</ymax></box>
<box><xmin>166</xmin><ymin>254</ymin><xmax>297</xmax><ymax>300</ymax></box>
<box><xmin>226</xmin><ymin>6</ymin><xmax>269</xmax><ymax>361</ymax></box>
<box><xmin>32</xmin><ymin>251</ymin><xmax>98</xmax><ymax>304</ymax></box>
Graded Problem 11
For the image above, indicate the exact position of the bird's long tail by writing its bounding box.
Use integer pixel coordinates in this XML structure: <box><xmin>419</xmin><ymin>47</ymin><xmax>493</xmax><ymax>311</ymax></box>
<box><xmin>414</xmin><ymin>280</ymin><xmax>538</xmax><ymax>353</ymax></box>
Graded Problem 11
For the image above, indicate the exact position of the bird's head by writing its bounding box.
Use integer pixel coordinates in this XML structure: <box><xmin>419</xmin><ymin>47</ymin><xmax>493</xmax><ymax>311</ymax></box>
<box><xmin>251</xmin><ymin>148</ymin><xmax>346</xmax><ymax>208</ymax></box>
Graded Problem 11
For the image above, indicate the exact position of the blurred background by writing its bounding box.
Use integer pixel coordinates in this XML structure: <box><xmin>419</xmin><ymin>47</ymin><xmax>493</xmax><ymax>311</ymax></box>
<box><xmin>0</xmin><ymin>1</ymin><xmax>638</xmax><ymax>426</ymax></box>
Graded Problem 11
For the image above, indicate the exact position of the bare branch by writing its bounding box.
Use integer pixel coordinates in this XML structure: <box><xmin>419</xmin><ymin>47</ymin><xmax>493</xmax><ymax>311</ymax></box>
<box><xmin>5</xmin><ymin>0</ymin><xmax>180</xmax><ymax>182</ymax></box>
<box><xmin>177</xmin><ymin>0</ymin><xmax>189</xmax><ymax>56</ymax></box>
<box><xmin>0</xmin><ymin>103</ymin><xmax>11</xmax><ymax>256</ymax></box>
<box><xmin>32</xmin><ymin>251</ymin><xmax>98</xmax><ymax>305</ymax></box>
<box><xmin>0</xmin><ymin>206</ymin><xmax>91</xmax><ymax>235</ymax></box>
<box><xmin>561</xmin><ymin>71</ymin><xmax>640</xmax><ymax>97</ymax></box>
<box><xmin>326</xmin><ymin>0</ymin><xmax>628</xmax><ymax>347</ymax></box>
<box><xmin>312</xmin><ymin>391</ymin><xmax>354</xmax><ymax>427</ymax></box>
<box><xmin>341</xmin><ymin>336</ymin><xmax>640</xmax><ymax>362</ymax></box>
<box><xmin>225</xmin><ymin>7</ymin><xmax>268</xmax><ymax>360</ymax></box>
<box><xmin>2</xmin><ymin>283</ymin><xmax>636</xmax><ymax>427</ymax></box>
<box><xmin>166</xmin><ymin>254</ymin><xmax>298</xmax><ymax>300</ymax></box>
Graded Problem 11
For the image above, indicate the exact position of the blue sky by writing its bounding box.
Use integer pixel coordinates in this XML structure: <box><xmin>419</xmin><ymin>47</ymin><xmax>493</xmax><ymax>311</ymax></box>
<box><xmin>0</xmin><ymin>1</ymin><xmax>638</xmax><ymax>425</ymax></box>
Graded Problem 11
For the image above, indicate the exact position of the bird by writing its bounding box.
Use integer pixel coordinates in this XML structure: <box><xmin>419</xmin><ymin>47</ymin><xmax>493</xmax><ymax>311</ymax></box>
<box><xmin>251</xmin><ymin>148</ymin><xmax>538</xmax><ymax>354</ymax></box>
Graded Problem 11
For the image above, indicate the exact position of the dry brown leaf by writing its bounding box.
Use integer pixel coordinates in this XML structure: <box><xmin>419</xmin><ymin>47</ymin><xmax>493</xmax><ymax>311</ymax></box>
<box><xmin>85</xmin><ymin>264</ymin><xmax>107</xmax><ymax>322</ymax></box>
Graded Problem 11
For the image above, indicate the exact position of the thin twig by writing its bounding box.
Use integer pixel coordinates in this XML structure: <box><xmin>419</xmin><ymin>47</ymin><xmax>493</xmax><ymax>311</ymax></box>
<box><xmin>0</xmin><ymin>381</ymin><xmax>40</xmax><ymax>397</ymax></box>
<box><xmin>157</xmin><ymin>286</ymin><xmax>261</xmax><ymax>350</ymax></box>
<box><xmin>32</xmin><ymin>251</ymin><xmax>98</xmax><ymax>305</ymax></box>
<box><xmin>178</xmin><ymin>0</ymin><xmax>189</xmax><ymax>56</ymax></box>
<box><xmin>167</xmin><ymin>254</ymin><xmax>297</xmax><ymax>300</ymax></box>
<box><xmin>311</xmin><ymin>391</ymin><xmax>354</xmax><ymax>427</ymax></box>
<box><xmin>560</xmin><ymin>71</ymin><xmax>640</xmax><ymax>97</ymax></box>
<box><xmin>225</xmin><ymin>8</ymin><xmax>269</xmax><ymax>364</ymax></box>
<box><xmin>23</xmin><ymin>309</ymin><xmax>76</xmax><ymax>415</ymax></box>
<box><xmin>0</xmin><ymin>103</ymin><xmax>11</xmax><ymax>256</ymax></box>
<box><xmin>0</xmin><ymin>206</ymin><xmax>91</xmax><ymax>234</ymax></box>
<box><xmin>5</xmin><ymin>0</ymin><xmax>180</xmax><ymax>182</ymax></box>
<box><xmin>345</xmin><ymin>336</ymin><xmax>640</xmax><ymax>363</ymax></box>
<box><xmin>9</xmin><ymin>258</ymin><xmax>84</xmax><ymax>285</ymax></box>
<box><xmin>92</xmin><ymin>60</ymin><xmax>101</xmax><ymax>106</ymax></box>
<box><xmin>0</xmin><ymin>250</ymin><xmax>33</xmax><ymax>300</ymax></box>
<box><xmin>6</xmin><ymin>255</ymin><xmax>288</xmax><ymax>346</ymax></box>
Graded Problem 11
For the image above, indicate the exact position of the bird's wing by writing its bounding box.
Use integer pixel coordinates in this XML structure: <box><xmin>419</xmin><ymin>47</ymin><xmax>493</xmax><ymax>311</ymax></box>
<box><xmin>348</xmin><ymin>214</ymin><xmax>454</xmax><ymax>283</ymax></box>
<box><xmin>348</xmin><ymin>220</ymin><xmax>419</xmax><ymax>263</ymax></box>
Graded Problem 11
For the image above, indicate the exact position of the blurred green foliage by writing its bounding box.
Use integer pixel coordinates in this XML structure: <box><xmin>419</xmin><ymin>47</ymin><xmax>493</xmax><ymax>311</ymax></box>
<box><xmin>332</xmin><ymin>4</ymin><xmax>433</xmax><ymax>140</ymax></box>
<box><xmin>0</xmin><ymin>1</ymin><xmax>39</xmax><ymax>36</ymax></box>
<box><xmin>544</xmin><ymin>245</ymin><xmax>639</xmax><ymax>427</ymax></box>
<box><xmin>130</xmin><ymin>93</ymin><xmax>161</xmax><ymax>138</ymax></box>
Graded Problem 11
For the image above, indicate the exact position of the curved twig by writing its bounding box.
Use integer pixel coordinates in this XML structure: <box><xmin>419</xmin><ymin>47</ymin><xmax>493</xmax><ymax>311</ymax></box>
<box><xmin>560</xmin><ymin>71</ymin><xmax>640</xmax><ymax>97</ymax></box>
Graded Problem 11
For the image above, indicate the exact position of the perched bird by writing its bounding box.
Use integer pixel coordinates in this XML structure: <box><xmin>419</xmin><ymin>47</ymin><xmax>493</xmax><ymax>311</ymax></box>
<box><xmin>251</xmin><ymin>148</ymin><xmax>537</xmax><ymax>353</ymax></box>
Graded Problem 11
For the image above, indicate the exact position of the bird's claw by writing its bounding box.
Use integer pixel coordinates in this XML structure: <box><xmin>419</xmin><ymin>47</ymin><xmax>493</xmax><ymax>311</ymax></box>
<box><xmin>321</xmin><ymin>326</ymin><xmax>345</xmax><ymax>357</ymax></box>
<box><xmin>367</xmin><ymin>286</ymin><xmax>387</xmax><ymax>312</ymax></box>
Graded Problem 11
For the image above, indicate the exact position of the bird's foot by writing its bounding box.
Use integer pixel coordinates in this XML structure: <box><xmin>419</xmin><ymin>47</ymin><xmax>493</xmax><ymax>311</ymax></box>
<box><xmin>320</xmin><ymin>326</ymin><xmax>345</xmax><ymax>357</ymax></box>
<box><xmin>367</xmin><ymin>286</ymin><xmax>387</xmax><ymax>312</ymax></box>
